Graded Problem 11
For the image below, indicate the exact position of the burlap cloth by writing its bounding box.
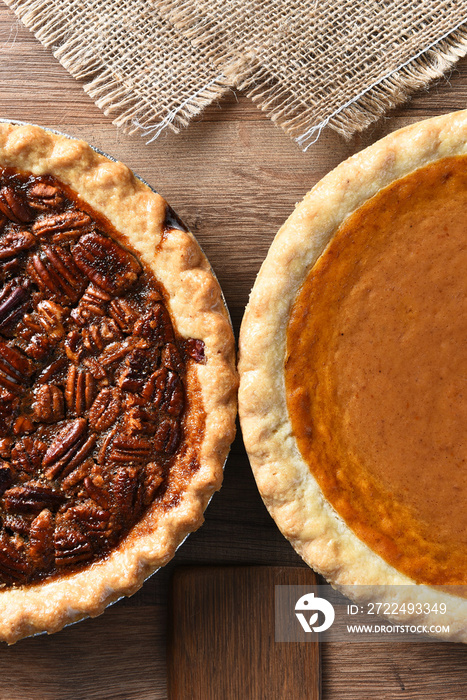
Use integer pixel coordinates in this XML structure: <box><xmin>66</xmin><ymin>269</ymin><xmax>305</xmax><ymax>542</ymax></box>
<box><xmin>4</xmin><ymin>0</ymin><xmax>467</xmax><ymax>147</ymax></box>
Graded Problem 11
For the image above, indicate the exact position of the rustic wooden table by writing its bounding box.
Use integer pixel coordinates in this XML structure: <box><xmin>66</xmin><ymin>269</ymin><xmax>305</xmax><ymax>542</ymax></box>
<box><xmin>1</xmin><ymin>6</ymin><xmax>467</xmax><ymax>698</ymax></box>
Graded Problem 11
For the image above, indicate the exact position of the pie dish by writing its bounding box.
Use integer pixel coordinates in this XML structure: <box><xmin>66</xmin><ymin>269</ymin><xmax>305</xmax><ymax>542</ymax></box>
<box><xmin>239</xmin><ymin>111</ymin><xmax>467</xmax><ymax>640</ymax></box>
<box><xmin>0</xmin><ymin>122</ymin><xmax>237</xmax><ymax>644</ymax></box>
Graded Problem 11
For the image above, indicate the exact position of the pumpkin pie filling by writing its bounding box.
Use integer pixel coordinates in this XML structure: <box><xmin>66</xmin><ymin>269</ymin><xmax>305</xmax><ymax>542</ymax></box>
<box><xmin>285</xmin><ymin>155</ymin><xmax>467</xmax><ymax>586</ymax></box>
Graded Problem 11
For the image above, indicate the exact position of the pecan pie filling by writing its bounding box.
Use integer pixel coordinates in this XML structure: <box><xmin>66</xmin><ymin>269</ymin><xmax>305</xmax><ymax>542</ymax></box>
<box><xmin>286</xmin><ymin>155</ymin><xmax>467</xmax><ymax>586</ymax></box>
<box><xmin>0</xmin><ymin>168</ymin><xmax>205</xmax><ymax>587</ymax></box>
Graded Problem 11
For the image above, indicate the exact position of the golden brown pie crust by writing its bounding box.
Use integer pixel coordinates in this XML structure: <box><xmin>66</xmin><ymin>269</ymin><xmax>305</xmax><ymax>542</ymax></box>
<box><xmin>0</xmin><ymin>123</ymin><xmax>237</xmax><ymax>643</ymax></box>
<box><xmin>239</xmin><ymin>111</ymin><xmax>467</xmax><ymax>641</ymax></box>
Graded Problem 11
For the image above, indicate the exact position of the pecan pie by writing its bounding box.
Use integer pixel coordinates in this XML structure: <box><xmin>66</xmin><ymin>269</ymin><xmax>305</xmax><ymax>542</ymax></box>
<box><xmin>0</xmin><ymin>123</ymin><xmax>236</xmax><ymax>643</ymax></box>
<box><xmin>239</xmin><ymin>111</ymin><xmax>467</xmax><ymax>641</ymax></box>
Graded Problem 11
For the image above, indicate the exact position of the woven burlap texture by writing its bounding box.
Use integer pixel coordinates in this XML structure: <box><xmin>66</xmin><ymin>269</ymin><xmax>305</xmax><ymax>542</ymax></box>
<box><xmin>4</xmin><ymin>0</ymin><xmax>467</xmax><ymax>146</ymax></box>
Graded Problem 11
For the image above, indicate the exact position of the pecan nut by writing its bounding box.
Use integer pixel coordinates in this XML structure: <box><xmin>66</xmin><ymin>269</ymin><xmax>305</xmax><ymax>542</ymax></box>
<box><xmin>42</xmin><ymin>418</ymin><xmax>96</xmax><ymax>480</ymax></box>
<box><xmin>3</xmin><ymin>483</ymin><xmax>66</xmax><ymax>514</ymax></box>
<box><xmin>0</xmin><ymin>229</ymin><xmax>36</xmax><ymax>260</ymax></box>
<box><xmin>143</xmin><ymin>367</ymin><xmax>184</xmax><ymax>417</ymax></box>
<box><xmin>81</xmin><ymin>318</ymin><xmax>122</xmax><ymax>353</ymax></box>
<box><xmin>0</xmin><ymin>533</ymin><xmax>31</xmax><ymax>584</ymax></box>
<box><xmin>72</xmin><ymin>231</ymin><xmax>140</xmax><ymax>294</ymax></box>
<box><xmin>108</xmin><ymin>434</ymin><xmax>152</xmax><ymax>464</ymax></box>
<box><xmin>109</xmin><ymin>297</ymin><xmax>139</xmax><ymax>333</ymax></box>
<box><xmin>70</xmin><ymin>284</ymin><xmax>112</xmax><ymax>326</ymax></box>
<box><xmin>88</xmin><ymin>387</ymin><xmax>121</xmax><ymax>431</ymax></box>
<box><xmin>54</xmin><ymin>526</ymin><xmax>93</xmax><ymax>567</ymax></box>
<box><xmin>32</xmin><ymin>384</ymin><xmax>65</xmax><ymax>423</ymax></box>
<box><xmin>65</xmin><ymin>365</ymin><xmax>96</xmax><ymax>416</ymax></box>
<box><xmin>0</xmin><ymin>186</ymin><xmax>33</xmax><ymax>224</ymax></box>
<box><xmin>134</xmin><ymin>303</ymin><xmax>174</xmax><ymax>345</ymax></box>
<box><xmin>27</xmin><ymin>245</ymin><xmax>86</xmax><ymax>303</ymax></box>
<box><xmin>32</xmin><ymin>209</ymin><xmax>91</xmax><ymax>238</ymax></box>
<box><xmin>27</xmin><ymin>182</ymin><xmax>64</xmax><ymax>212</ymax></box>
<box><xmin>153</xmin><ymin>418</ymin><xmax>181</xmax><ymax>455</ymax></box>
<box><xmin>35</xmin><ymin>300</ymin><xmax>68</xmax><ymax>340</ymax></box>
<box><xmin>0</xmin><ymin>343</ymin><xmax>33</xmax><ymax>394</ymax></box>
<box><xmin>0</xmin><ymin>279</ymin><xmax>31</xmax><ymax>332</ymax></box>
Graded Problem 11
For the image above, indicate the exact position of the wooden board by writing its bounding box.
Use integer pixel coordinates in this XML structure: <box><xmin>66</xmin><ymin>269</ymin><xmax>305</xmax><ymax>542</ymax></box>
<box><xmin>0</xmin><ymin>3</ymin><xmax>467</xmax><ymax>698</ymax></box>
<box><xmin>168</xmin><ymin>566</ymin><xmax>320</xmax><ymax>700</ymax></box>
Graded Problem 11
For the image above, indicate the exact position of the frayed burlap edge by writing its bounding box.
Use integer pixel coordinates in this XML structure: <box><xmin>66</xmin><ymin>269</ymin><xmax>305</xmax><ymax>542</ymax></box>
<box><xmin>3</xmin><ymin>0</ymin><xmax>467</xmax><ymax>145</ymax></box>
<box><xmin>295</xmin><ymin>25</ymin><xmax>467</xmax><ymax>147</ymax></box>
<box><xmin>161</xmin><ymin>0</ymin><xmax>467</xmax><ymax>147</ymax></box>
<box><xmin>236</xmin><ymin>25</ymin><xmax>467</xmax><ymax>148</ymax></box>
<box><xmin>3</xmin><ymin>0</ymin><xmax>231</xmax><ymax>138</ymax></box>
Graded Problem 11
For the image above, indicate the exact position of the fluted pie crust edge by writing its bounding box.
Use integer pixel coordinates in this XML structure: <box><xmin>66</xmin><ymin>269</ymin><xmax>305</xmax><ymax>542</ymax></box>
<box><xmin>238</xmin><ymin>111</ymin><xmax>467</xmax><ymax>641</ymax></box>
<box><xmin>0</xmin><ymin>123</ymin><xmax>237</xmax><ymax>644</ymax></box>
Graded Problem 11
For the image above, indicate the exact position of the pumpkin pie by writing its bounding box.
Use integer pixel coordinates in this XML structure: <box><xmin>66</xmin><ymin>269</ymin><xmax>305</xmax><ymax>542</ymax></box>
<box><xmin>239</xmin><ymin>111</ymin><xmax>467</xmax><ymax>640</ymax></box>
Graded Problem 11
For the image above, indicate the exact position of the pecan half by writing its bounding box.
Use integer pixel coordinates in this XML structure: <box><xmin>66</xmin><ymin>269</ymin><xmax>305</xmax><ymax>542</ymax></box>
<box><xmin>54</xmin><ymin>526</ymin><xmax>93</xmax><ymax>567</ymax></box>
<box><xmin>61</xmin><ymin>458</ymin><xmax>94</xmax><ymax>491</ymax></box>
<box><xmin>153</xmin><ymin>418</ymin><xmax>181</xmax><ymax>455</ymax></box>
<box><xmin>3</xmin><ymin>483</ymin><xmax>66</xmax><ymax>514</ymax></box>
<box><xmin>108</xmin><ymin>297</ymin><xmax>139</xmax><ymax>333</ymax></box>
<box><xmin>27</xmin><ymin>245</ymin><xmax>86</xmax><ymax>303</ymax></box>
<box><xmin>65</xmin><ymin>365</ymin><xmax>96</xmax><ymax>416</ymax></box>
<box><xmin>88</xmin><ymin>387</ymin><xmax>121</xmax><ymax>431</ymax></box>
<box><xmin>29</xmin><ymin>508</ymin><xmax>54</xmax><ymax>569</ymax></box>
<box><xmin>134</xmin><ymin>303</ymin><xmax>174</xmax><ymax>345</ymax></box>
<box><xmin>65</xmin><ymin>501</ymin><xmax>111</xmax><ymax>542</ymax></box>
<box><xmin>100</xmin><ymin>337</ymin><xmax>137</xmax><ymax>367</ymax></box>
<box><xmin>108</xmin><ymin>434</ymin><xmax>152</xmax><ymax>465</ymax></box>
<box><xmin>42</xmin><ymin>418</ymin><xmax>95</xmax><ymax>480</ymax></box>
<box><xmin>72</xmin><ymin>231</ymin><xmax>140</xmax><ymax>294</ymax></box>
<box><xmin>32</xmin><ymin>210</ymin><xmax>91</xmax><ymax>238</ymax></box>
<box><xmin>0</xmin><ymin>533</ymin><xmax>31</xmax><ymax>584</ymax></box>
<box><xmin>111</xmin><ymin>466</ymin><xmax>139</xmax><ymax>520</ymax></box>
<box><xmin>143</xmin><ymin>368</ymin><xmax>184</xmax><ymax>417</ymax></box>
<box><xmin>0</xmin><ymin>186</ymin><xmax>33</xmax><ymax>224</ymax></box>
<box><xmin>32</xmin><ymin>384</ymin><xmax>65</xmax><ymax>423</ymax></box>
<box><xmin>0</xmin><ymin>343</ymin><xmax>33</xmax><ymax>394</ymax></box>
<box><xmin>0</xmin><ymin>279</ymin><xmax>31</xmax><ymax>332</ymax></box>
<box><xmin>83</xmin><ymin>477</ymin><xmax>112</xmax><ymax>510</ymax></box>
<box><xmin>0</xmin><ymin>228</ymin><xmax>36</xmax><ymax>260</ymax></box>
<box><xmin>161</xmin><ymin>342</ymin><xmax>184</xmax><ymax>374</ymax></box>
<box><xmin>27</xmin><ymin>182</ymin><xmax>64</xmax><ymax>212</ymax></box>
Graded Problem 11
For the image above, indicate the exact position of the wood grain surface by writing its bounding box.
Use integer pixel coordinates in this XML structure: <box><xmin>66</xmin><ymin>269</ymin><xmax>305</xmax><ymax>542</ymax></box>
<box><xmin>168</xmin><ymin>567</ymin><xmax>320</xmax><ymax>700</ymax></box>
<box><xmin>0</xmin><ymin>4</ymin><xmax>467</xmax><ymax>698</ymax></box>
